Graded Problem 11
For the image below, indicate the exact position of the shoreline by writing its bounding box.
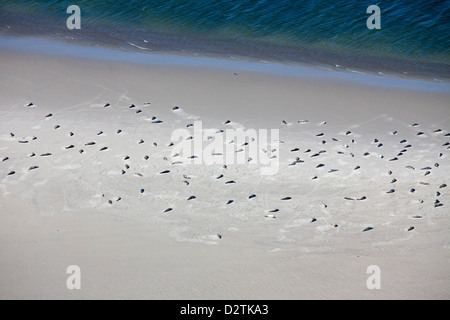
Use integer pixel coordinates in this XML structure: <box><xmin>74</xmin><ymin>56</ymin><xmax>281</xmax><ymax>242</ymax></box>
<box><xmin>1</xmin><ymin>35</ymin><xmax>449</xmax><ymax>93</ymax></box>
<box><xmin>2</xmin><ymin>0</ymin><xmax>449</xmax><ymax>83</ymax></box>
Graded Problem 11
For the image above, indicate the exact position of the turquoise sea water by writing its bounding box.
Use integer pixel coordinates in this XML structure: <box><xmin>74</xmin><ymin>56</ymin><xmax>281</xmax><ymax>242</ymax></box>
<box><xmin>1</xmin><ymin>0</ymin><xmax>449</xmax><ymax>80</ymax></box>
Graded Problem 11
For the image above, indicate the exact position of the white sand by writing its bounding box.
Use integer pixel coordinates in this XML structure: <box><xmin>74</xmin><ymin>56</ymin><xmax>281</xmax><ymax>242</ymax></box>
<box><xmin>0</xmin><ymin>48</ymin><xmax>449</xmax><ymax>299</ymax></box>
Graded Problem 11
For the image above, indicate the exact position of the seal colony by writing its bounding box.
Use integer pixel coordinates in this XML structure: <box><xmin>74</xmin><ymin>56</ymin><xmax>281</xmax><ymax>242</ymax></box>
<box><xmin>1</xmin><ymin>46</ymin><xmax>450</xmax><ymax>300</ymax></box>
<box><xmin>1</xmin><ymin>98</ymin><xmax>448</xmax><ymax>249</ymax></box>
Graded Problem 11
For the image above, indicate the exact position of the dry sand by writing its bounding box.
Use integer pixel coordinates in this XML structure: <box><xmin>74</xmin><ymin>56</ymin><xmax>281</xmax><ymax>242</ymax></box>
<box><xmin>0</xmin><ymin>47</ymin><xmax>449</xmax><ymax>299</ymax></box>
